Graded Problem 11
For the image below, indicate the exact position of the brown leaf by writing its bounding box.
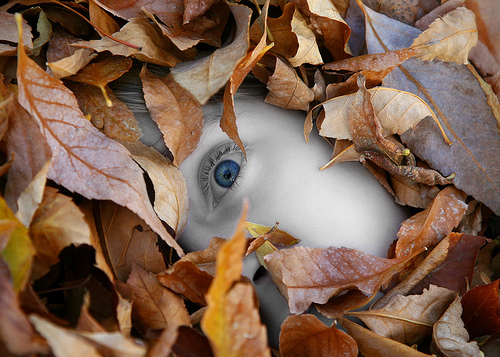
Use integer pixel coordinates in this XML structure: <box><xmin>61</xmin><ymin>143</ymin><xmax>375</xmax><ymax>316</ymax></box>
<box><xmin>171</xmin><ymin>4</ymin><xmax>252</xmax><ymax>105</ymax></box>
<box><xmin>68</xmin><ymin>56</ymin><xmax>133</xmax><ymax>89</ymax></box>
<box><xmin>16</xmin><ymin>37</ymin><xmax>184</xmax><ymax>256</ymax></box>
<box><xmin>127</xmin><ymin>264</ymin><xmax>191</xmax><ymax>335</ymax></box>
<box><xmin>363</xmin><ymin>3</ymin><xmax>500</xmax><ymax>215</ymax></box>
<box><xmin>287</xmin><ymin>7</ymin><xmax>323</xmax><ymax>67</ymax></box>
<box><xmin>349</xmin><ymin>285</ymin><xmax>456</xmax><ymax>345</ymax></box>
<box><xmin>97</xmin><ymin>201</ymin><xmax>166</xmax><ymax>282</ymax></box>
<box><xmin>0</xmin><ymin>259</ymin><xmax>46</xmax><ymax>356</ymax></box>
<box><xmin>340</xmin><ymin>317</ymin><xmax>433</xmax><ymax>357</ymax></box>
<box><xmin>201</xmin><ymin>202</ymin><xmax>270</xmax><ymax>356</ymax></box>
<box><xmin>265</xmin><ymin>57</ymin><xmax>314</xmax><ymax>111</ymax></box>
<box><xmin>182</xmin><ymin>237</ymin><xmax>227</xmax><ymax>276</ymax></box>
<box><xmin>279</xmin><ymin>314</ymin><xmax>358</xmax><ymax>357</ymax></box>
<box><xmin>412</xmin><ymin>7</ymin><xmax>478</xmax><ymax>65</ymax></box>
<box><xmin>66</xmin><ymin>81</ymin><xmax>142</xmax><ymax>142</ymax></box>
<box><xmin>315</xmin><ymin>289</ymin><xmax>378</xmax><ymax>319</ymax></box>
<box><xmin>157</xmin><ymin>260</ymin><xmax>213</xmax><ymax>306</ymax></box>
<box><xmin>396</xmin><ymin>186</ymin><xmax>468</xmax><ymax>258</ymax></box>
<box><xmin>264</xmin><ymin>246</ymin><xmax>419</xmax><ymax>314</ymax></box>
<box><xmin>246</xmin><ymin>222</ymin><xmax>300</xmax><ymax>246</ymax></box>
<box><xmin>462</xmin><ymin>279</ymin><xmax>500</xmax><ymax>339</ymax></box>
<box><xmin>431</xmin><ymin>296</ymin><xmax>480</xmax><ymax>356</ymax></box>
<box><xmin>140</xmin><ymin>68</ymin><xmax>203</xmax><ymax>166</ymax></box>
<box><xmin>88</xmin><ymin>0</ymin><xmax>120</xmax><ymax>36</ymax></box>
<box><xmin>0</xmin><ymin>12</ymin><xmax>33</xmax><ymax>55</ymax></box>
<box><xmin>390</xmin><ymin>174</ymin><xmax>440</xmax><ymax>209</ymax></box>
<box><xmin>30</xmin><ymin>187</ymin><xmax>91</xmax><ymax>280</ymax></box>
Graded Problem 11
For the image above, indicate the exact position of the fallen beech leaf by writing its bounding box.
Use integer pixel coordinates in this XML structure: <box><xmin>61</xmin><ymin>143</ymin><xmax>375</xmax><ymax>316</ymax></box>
<box><xmin>74</xmin><ymin>17</ymin><xmax>190</xmax><ymax>67</ymax></box>
<box><xmin>88</xmin><ymin>0</ymin><xmax>120</xmax><ymax>36</ymax></box>
<box><xmin>127</xmin><ymin>264</ymin><xmax>190</xmax><ymax>335</ymax></box>
<box><xmin>30</xmin><ymin>187</ymin><xmax>91</xmax><ymax>280</ymax></box>
<box><xmin>201</xmin><ymin>202</ymin><xmax>270</xmax><ymax>356</ymax></box>
<box><xmin>16</xmin><ymin>31</ymin><xmax>183</xmax><ymax>256</ymax></box>
<box><xmin>0</xmin><ymin>259</ymin><xmax>46</xmax><ymax>356</ymax></box>
<box><xmin>461</xmin><ymin>279</ymin><xmax>500</xmax><ymax>339</ymax></box>
<box><xmin>0</xmin><ymin>12</ymin><xmax>33</xmax><ymax>55</ymax></box>
<box><xmin>431</xmin><ymin>296</ymin><xmax>480</xmax><ymax>356</ymax></box>
<box><xmin>68</xmin><ymin>56</ymin><xmax>132</xmax><ymax>89</ymax></box>
<box><xmin>412</xmin><ymin>7</ymin><xmax>478</xmax><ymax>65</ymax></box>
<box><xmin>315</xmin><ymin>290</ymin><xmax>378</xmax><ymax>319</ymax></box>
<box><xmin>140</xmin><ymin>68</ymin><xmax>203</xmax><ymax>166</ymax></box>
<box><xmin>171</xmin><ymin>4</ymin><xmax>252</xmax><ymax>105</ymax></box>
<box><xmin>340</xmin><ymin>317</ymin><xmax>432</xmax><ymax>356</ymax></box>
<box><xmin>66</xmin><ymin>81</ymin><xmax>142</xmax><ymax>142</ymax></box>
<box><xmin>362</xmin><ymin>3</ymin><xmax>500</xmax><ymax>215</ymax></box>
<box><xmin>157</xmin><ymin>260</ymin><xmax>213</xmax><ymax>306</ymax></box>
<box><xmin>279</xmin><ymin>314</ymin><xmax>358</xmax><ymax>356</ymax></box>
<box><xmin>246</xmin><ymin>222</ymin><xmax>300</xmax><ymax>246</ymax></box>
<box><xmin>396</xmin><ymin>186</ymin><xmax>468</xmax><ymax>258</ymax></box>
<box><xmin>182</xmin><ymin>237</ymin><xmax>227</xmax><ymax>276</ymax></box>
<box><xmin>0</xmin><ymin>195</ymin><xmax>34</xmax><ymax>292</ymax></box>
<box><xmin>349</xmin><ymin>285</ymin><xmax>456</xmax><ymax>345</ymax></box>
<box><xmin>97</xmin><ymin>201</ymin><xmax>166</xmax><ymax>282</ymax></box>
<box><xmin>390</xmin><ymin>174</ymin><xmax>440</xmax><ymax>208</ymax></box>
<box><xmin>287</xmin><ymin>7</ymin><xmax>323</xmax><ymax>67</ymax></box>
<box><xmin>265</xmin><ymin>57</ymin><xmax>314</xmax><ymax>111</ymax></box>
<box><xmin>124</xmin><ymin>142</ymin><xmax>189</xmax><ymax>236</ymax></box>
<box><xmin>264</xmin><ymin>246</ymin><xmax>419</xmax><ymax>315</ymax></box>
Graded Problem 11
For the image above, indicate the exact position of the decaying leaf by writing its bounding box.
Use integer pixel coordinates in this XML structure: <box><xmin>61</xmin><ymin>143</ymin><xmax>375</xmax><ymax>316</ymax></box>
<box><xmin>16</xmin><ymin>31</ymin><xmax>184</xmax><ymax>256</ymax></box>
<box><xmin>127</xmin><ymin>264</ymin><xmax>190</xmax><ymax>336</ymax></box>
<box><xmin>349</xmin><ymin>285</ymin><xmax>456</xmax><ymax>345</ymax></box>
<box><xmin>412</xmin><ymin>7</ymin><xmax>478</xmax><ymax>65</ymax></box>
<box><xmin>396</xmin><ymin>186</ymin><xmax>468</xmax><ymax>258</ymax></box>
<box><xmin>431</xmin><ymin>296</ymin><xmax>480</xmax><ymax>356</ymax></box>
<box><xmin>264</xmin><ymin>246</ymin><xmax>419</xmax><ymax>315</ymax></box>
<box><xmin>280</xmin><ymin>314</ymin><xmax>358</xmax><ymax>356</ymax></box>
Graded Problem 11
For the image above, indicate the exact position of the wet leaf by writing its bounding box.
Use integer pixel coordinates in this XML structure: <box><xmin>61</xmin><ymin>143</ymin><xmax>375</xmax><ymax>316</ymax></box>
<box><xmin>124</xmin><ymin>141</ymin><xmax>189</xmax><ymax>236</ymax></box>
<box><xmin>431</xmin><ymin>296</ymin><xmax>480</xmax><ymax>356</ymax></box>
<box><xmin>16</xmin><ymin>33</ymin><xmax>184</xmax><ymax>256</ymax></box>
<box><xmin>171</xmin><ymin>4</ymin><xmax>252</xmax><ymax>105</ymax></box>
<box><xmin>30</xmin><ymin>187</ymin><xmax>91</xmax><ymax>280</ymax></box>
<box><xmin>127</xmin><ymin>264</ymin><xmax>191</xmax><ymax>335</ymax></box>
<box><xmin>264</xmin><ymin>246</ymin><xmax>419</xmax><ymax>315</ymax></box>
<box><xmin>461</xmin><ymin>279</ymin><xmax>500</xmax><ymax>339</ymax></box>
<box><xmin>412</xmin><ymin>7</ymin><xmax>478</xmax><ymax>65</ymax></box>
<box><xmin>279</xmin><ymin>314</ymin><xmax>358</xmax><ymax>357</ymax></box>
<box><xmin>349</xmin><ymin>285</ymin><xmax>456</xmax><ymax>345</ymax></box>
<box><xmin>340</xmin><ymin>317</ymin><xmax>432</xmax><ymax>356</ymax></box>
<box><xmin>362</xmin><ymin>3</ymin><xmax>500</xmax><ymax>215</ymax></box>
<box><xmin>396</xmin><ymin>187</ymin><xmax>468</xmax><ymax>258</ymax></box>
<box><xmin>140</xmin><ymin>68</ymin><xmax>203</xmax><ymax>166</ymax></box>
<box><xmin>201</xmin><ymin>202</ymin><xmax>270</xmax><ymax>356</ymax></box>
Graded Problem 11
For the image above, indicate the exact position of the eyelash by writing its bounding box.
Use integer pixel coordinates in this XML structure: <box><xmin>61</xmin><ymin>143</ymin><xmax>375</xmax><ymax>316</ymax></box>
<box><xmin>199</xmin><ymin>142</ymin><xmax>246</xmax><ymax>196</ymax></box>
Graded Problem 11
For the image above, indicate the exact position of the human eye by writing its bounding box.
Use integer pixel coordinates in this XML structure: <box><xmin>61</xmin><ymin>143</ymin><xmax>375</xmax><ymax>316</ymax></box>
<box><xmin>199</xmin><ymin>142</ymin><xmax>245</xmax><ymax>208</ymax></box>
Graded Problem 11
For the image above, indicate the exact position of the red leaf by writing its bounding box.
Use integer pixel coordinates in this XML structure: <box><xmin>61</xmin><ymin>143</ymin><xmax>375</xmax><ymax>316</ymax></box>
<box><xmin>462</xmin><ymin>279</ymin><xmax>500</xmax><ymax>339</ymax></box>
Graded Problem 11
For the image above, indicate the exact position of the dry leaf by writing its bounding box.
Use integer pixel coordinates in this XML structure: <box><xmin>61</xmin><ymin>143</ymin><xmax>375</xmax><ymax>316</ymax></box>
<box><xmin>461</xmin><ymin>279</ymin><xmax>500</xmax><ymax>339</ymax></box>
<box><xmin>157</xmin><ymin>260</ymin><xmax>213</xmax><ymax>306</ymax></box>
<box><xmin>368</xmin><ymin>0</ymin><xmax>420</xmax><ymax>24</ymax></box>
<box><xmin>88</xmin><ymin>0</ymin><xmax>120</xmax><ymax>36</ymax></box>
<box><xmin>362</xmin><ymin>3</ymin><xmax>500</xmax><ymax>215</ymax></box>
<box><xmin>74</xmin><ymin>330</ymin><xmax>146</xmax><ymax>357</ymax></box>
<box><xmin>315</xmin><ymin>289</ymin><xmax>378</xmax><ymax>319</ymax></box>
<box><xmin>412</xmin><ymin>7</ymin><xmax>478</xmax><ymax>65</ymax></box>
<box><xmin>264</xmin><ymin>246</ymin><xmax>419</xmax><ymax>315</ymax></box>
<box><xmin>182</xmin><ymin>237</ymin><xmax>227</xmax><ymax>276</ymax></box>
<box><xmin>127</xmin><ymin>264</ymin><xmax>191</xmax><ymax>335</ymax></box>
<box><xmin>201</xmin><ymin>202</ymin><xmax>270</xmax><ymax>356</ymax></box>
<box><xmin>97</xmin><ymin>201</ymin><xmax>166</xmax><ymax>282</ymax></box>
<box><xmin>287</xmin><ymin>7</ymin><xmax>323</xmax><ymax>67</ymax></box>
<box><xmin>30</xmin><ymin>187</ymin><xmax>91</xmax><ymax>280</ymax></box>
<box><xmin>140</xmin><ymin>69</ymin><xmax>203</xmax><ymax>166</ymax></box>
<box><xmin>340</xmin><ymin>317</ymin><xmax>433</xmax><ymax>356</ymax></box>
<box><xmin>16</xmin><ymin>34</ymin><xmax>184</xmax><ymax>256</ymax></box>
<box><xmin>171</xmin><ymin>4</ymin><xmax>252</xmax><ymax>105</ymax></box>
<box><xmin>246</xmin><ymin>222</ymin><xmax>300</xmax><ymax>246</ymax></box>
<box><xmin>396</xmin><ymin>186</ymin><xmax>468</xmax><ymax>258</ymax></box>
<box><xmin>431</xmin><ymin>296</ymin><xmax>480</xmax><ymax>357</ymax></box>
<box><xmin>390</xmin><ymin>175</ymin><xmax>440</xmax><ymax>208</ymax></box>
<box><xmin>124</xmin><ymin>141</ymin><xmax>189</xmax><ymax>236</ymax></box>
<box><xmin>279</xmin><ymin>314</ymin><xmax>358</xmax><ymax>357</ymax></box>
<box><xmin>265</xmin><ymin>57</ymin><xmax>314</xmax><ymax>111</ymax></box>
<box><xmin>0</xmin><ymin>12</ymin><xmax>33</xmax><ymax>55</ymax></box>
<box><xmin>349</xmin><ymin>285</ymin><xmax>456</xmax><ymax>345</ymax></box>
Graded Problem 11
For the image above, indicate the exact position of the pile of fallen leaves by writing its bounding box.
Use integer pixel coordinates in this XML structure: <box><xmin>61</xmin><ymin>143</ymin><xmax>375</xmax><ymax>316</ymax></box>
<box><xmin>1</xmin><ymin>0</ymin><xmax>500</xmax><ymax>356</ymax></box>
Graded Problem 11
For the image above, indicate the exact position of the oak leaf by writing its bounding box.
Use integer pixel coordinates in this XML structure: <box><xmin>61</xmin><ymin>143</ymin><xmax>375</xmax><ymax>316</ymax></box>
<box><xmin>264</xmin><ymin>246</ymin><xmax>419</xmax><ymax>315</ymax></box>
<box><xmin>396</xmin><ymin>186</ymin><xmax>468</xmax><ymax>258</ymax></box>
<box><xmin>279</xmin><ymin>314</ymin><xmax>358</xmax><ymax>357</ymax></box>
<box><xmin>16</xmin><ymin>34</ymin><xmax>184</xmax><ymax>256</ymax></box>
<box><xmin>412</xmin><ymin>7</ymin><xmax>478</xmax><ymax>65</ymax></box>
<box><xmin>431</xmin><ymin>296</ymin><xmax>480</xmax><ymax>357</ymax></box>
<box><xmin>349</xmin><ymin>285</ymin><xmax>456</xmax><ymax>345</ymax></box>
<box><xmin>127</xmin><ymin>264</ymin><xmax>191</xmax><ymax>335</ymax></box>
<box><xmin>140</xmin><ymin>68</ymin><xmax>203</xmax><ymax>166</ymax></box>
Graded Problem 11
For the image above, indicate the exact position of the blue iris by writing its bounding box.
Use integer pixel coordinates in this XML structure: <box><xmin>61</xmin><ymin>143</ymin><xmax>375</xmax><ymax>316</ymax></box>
<box><xmin>214</xmin><ymin>160</ymin><xmax>240</xmax><ymax>188</ymax></box>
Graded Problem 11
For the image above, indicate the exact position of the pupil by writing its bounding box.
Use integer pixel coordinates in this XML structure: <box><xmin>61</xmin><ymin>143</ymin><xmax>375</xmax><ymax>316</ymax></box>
<box><xmin>214</xmin><ymin>160</ymin><xmax>240</xmax><ymax>188</ymax></box>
